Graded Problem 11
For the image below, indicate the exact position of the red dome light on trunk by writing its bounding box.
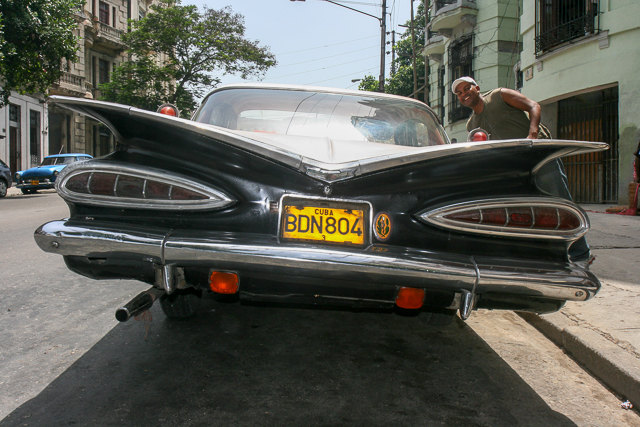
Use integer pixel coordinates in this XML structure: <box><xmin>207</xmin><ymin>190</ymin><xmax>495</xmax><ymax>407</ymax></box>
<box><xmin>157</xmin><ymin>103</ymin><xmax>179</xmax><ymax>117</ymax></box>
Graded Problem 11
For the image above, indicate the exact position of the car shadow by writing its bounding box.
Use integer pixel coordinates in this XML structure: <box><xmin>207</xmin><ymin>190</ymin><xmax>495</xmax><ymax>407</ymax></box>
<box><xmin>0</xmin><ymin>296</ymin><xmax>576</xmax><ymax>427</ymax></box>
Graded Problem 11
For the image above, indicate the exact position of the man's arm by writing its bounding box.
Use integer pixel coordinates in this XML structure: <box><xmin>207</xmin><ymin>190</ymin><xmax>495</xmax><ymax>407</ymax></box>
<box><xmin>500</xmin><ymin>88</ymin><xmax>542</xmax><ymax>139</ymax></box>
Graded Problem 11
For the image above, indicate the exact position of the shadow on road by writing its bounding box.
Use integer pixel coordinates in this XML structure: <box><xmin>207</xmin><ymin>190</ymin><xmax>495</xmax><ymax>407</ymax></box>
<box><xmin>0</xmin><ymin>295</ymin><xmax>575</xmax><ymax>427</ymax></box>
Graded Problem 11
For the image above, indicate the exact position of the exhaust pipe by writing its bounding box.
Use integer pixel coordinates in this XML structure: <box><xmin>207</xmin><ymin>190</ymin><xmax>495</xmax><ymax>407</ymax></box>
<box><xmin>116</xmin><ymin>288</ymin><xmax>164</xmax><ymax>322</ymax></box>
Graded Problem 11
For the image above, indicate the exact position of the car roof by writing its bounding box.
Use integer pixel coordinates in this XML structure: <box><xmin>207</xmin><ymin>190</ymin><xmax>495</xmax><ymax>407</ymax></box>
<box><xmin>44</xmin><ymin>153</ymin><xmax>92</xmax><ymax>158</ymax></box>
<box><xmin>203</xmin><ymin>83</ymin><xmax>432</xmax><ymax>109</ymax></box>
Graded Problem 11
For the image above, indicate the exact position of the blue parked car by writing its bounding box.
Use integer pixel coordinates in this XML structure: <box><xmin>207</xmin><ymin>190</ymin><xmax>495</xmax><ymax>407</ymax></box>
<box><xmin>15</xmin><ymin>154</ymin><xmax>92</xmax><ymax>194</ymax></box>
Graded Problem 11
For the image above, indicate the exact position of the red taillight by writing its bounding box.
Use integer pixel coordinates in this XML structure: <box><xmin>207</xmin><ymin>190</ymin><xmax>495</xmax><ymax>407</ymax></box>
<box><xmin>507</xmin><ymin>207</ymin><xmax>533</xmax><ymax>227</ymax></box>
<box><xmin>209</xmin><ymin>271</ymin><xmax>239</xmax><ymax>294</ymax></box>
<box><xmin>65</xmin><ymin>172</ymin><xmax>208</xmax><ymax>201</ymax></box>
<box><xmin>89</xmin><ymin>172</ymin><xmax>117</xmax><ymax>195</ymax></box>
<box><xmin>396</xmin><ymin>287</ymin><xmax>425</xmax><ymax>309</ymax></box>
<box><xmin>444</xmin><ymin>206</ymin><xmax>582</xmax><ymax>231</ymax></box>
<box><xmin>558</xmin><ymin>209</ymin><xmax>580</xmax><ymax>230</ymax></box>
<box><xmin>481</xmin><ymin>208</ymin><xmax>507</xmax><ymax>225</ymax></box>
<box><xmin>533</xmin><ymin>207</ymin><xmax>558</xmax><ymax>229</ymax></box>
<box><xmin>66</xmin><ymin>173</ymin><xmax>90</xmax><ymax>193</ymax></box>
<box><xmin>146</xmin><ymin>181</ymin><xmax>171</xmax><ymax>199</ymax></box>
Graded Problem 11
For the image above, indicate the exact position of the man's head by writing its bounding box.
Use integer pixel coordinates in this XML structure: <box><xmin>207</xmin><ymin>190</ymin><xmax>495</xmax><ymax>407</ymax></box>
<box><xmin>452</xmin><ymin>77</ymin><xmax>481</xmax><ymax>110</ymax></box>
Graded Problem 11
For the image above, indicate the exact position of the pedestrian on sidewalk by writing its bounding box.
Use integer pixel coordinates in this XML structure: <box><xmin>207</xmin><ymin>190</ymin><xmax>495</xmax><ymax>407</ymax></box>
<box><xmin>452</xmin><ymin>76</ymin><xmax>592</xmax><ymax>266</ymax></box>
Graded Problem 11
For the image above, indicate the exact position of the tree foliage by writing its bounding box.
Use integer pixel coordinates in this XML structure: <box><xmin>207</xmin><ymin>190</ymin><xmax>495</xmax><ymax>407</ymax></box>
<box><xmin>0</xmin><ymin>0</ymin><xmax>82</xmax><ymax>106</ymax></box>
<box><xmin>359</xmin><ymin>1</ymin><xmax>426</xmax><ymax>102</ymax></box>
<box><xmin>100</xmin><ymin>0</ymin><xmax>276</xmax><ymax>117</ymax></box>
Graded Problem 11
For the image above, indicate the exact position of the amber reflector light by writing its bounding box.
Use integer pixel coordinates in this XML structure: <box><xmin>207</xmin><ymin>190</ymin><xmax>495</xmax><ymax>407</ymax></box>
<box><xmin>209</xmin><ymin>271</ymin><xmax>239</xmax><ymax>294</ymax></box>
<box><xmin>444</xmin><ymin>206</ymin><xmax>581</xmax><ymax>231</ymax></box>
<box><xmin>396</xmin><ymin>287</ymin><xmax>425</xmax><ymax>309</ymax></box>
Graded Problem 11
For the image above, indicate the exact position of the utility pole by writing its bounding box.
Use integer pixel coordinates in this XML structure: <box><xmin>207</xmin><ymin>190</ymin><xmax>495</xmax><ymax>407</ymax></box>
<box><xmin>410</xmin><ymin>0</ymin><xmax>417</xmax><ymax>98</ymax></box>
<box><xmin>424</xmin><ymin>0</ymin><xmax>430</xmax><ymax>104</ymax></box>
<box><xmin>379</xmin><ymin>0</ymin><xmax>387</xmax><ymax>92</ymax></box>
<box><xmin>391</xmin><ymin>30</ymin><xmax>396</xmax><ymax>76</ymax></box>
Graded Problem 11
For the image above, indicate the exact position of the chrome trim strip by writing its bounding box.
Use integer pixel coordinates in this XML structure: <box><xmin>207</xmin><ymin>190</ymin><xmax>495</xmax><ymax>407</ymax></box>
<box><xmin>56</xmin><ymin>161</ymin><xmax>235</xmax><ymax>211</ymax></box>
<box><xmin>418</xmin><ymin>197</ymin><xmax>590</xmax><ymax>241</ymax></box>
<box><xmin>34</xmin><ymin>220</ymin><xmax>164</xmax><ymax>263</ymax></box>
<box><xmin>48</xmin><ymin>96</ymin><xmax>609</xmax><ymax>183</ymax></box>
<box><xmin>35</xmin><ymin>220</ymin><xmax>600</xmax><ymax>302</ymax></box>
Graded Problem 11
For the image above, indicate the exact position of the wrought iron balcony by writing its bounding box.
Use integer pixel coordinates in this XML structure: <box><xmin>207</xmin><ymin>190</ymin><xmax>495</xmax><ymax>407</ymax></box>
<box><xmin>535</xmin><ymin>4</ymin><xmax>599</xmax><ymax>56</ymax></box>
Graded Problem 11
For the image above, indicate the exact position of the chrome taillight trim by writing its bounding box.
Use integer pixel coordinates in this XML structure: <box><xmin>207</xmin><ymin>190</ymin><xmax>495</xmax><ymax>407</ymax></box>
<box><xmin>56</xmin><ymin>161</ymin><xmax>235</xmax><ymax>211</ymax></box>
<box><xmin>418</xmin><ymin>198</ymin><xmax>589</xmax><ymax>241</ymax></box>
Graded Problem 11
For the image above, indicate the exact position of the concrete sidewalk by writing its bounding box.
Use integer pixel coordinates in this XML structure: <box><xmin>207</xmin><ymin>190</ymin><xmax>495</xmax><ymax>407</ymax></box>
<box><xmin>522</xmin><ymin>204</ymin><xmax>640</xmax><ymax>410</ymax></box>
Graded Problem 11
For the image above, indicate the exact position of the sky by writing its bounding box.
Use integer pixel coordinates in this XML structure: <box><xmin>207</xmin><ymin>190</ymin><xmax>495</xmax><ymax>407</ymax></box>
<box><xmin>182</xmin><ymin>0</ymin><xmax>413</xmax><ymax>91</ymax></box>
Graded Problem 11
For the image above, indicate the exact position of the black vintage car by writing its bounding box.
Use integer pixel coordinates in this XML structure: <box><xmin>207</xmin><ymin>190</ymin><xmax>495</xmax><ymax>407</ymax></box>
<box><xmin>35</xmin><ymin>84</ymin><xmax>607</xmax><ymax>326</ymax></box>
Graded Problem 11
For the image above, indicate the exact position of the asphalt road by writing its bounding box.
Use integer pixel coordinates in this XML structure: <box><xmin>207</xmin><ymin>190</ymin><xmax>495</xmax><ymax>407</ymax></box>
<box><xmin>0</xmin><ymin>192</ymin><xmax>638</xmax><ymax>427</ymax></box>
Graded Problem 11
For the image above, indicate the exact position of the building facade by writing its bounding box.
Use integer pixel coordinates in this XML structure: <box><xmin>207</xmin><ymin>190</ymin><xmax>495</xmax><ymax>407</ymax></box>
<box><xmin>423</xmin><ymin>0</ymin><xmax>522</xmax><ymax>142</ymax></box>
<box><xmin>48</xmin><ymin>0</ymin><xmax>155</xmax><ymax>160</ymax></box>
<box><xmin>422</xmin><ymin>0</ymin><xmax>640</xmax><ymax>204</ymax></box>
<box><xmin>0</xmin><ymin>92</ymin><xmax>47</xmax><ymax>175</ymax></box>
<box><xmin>519</xmin><ymin>0</ymin><xmax>638</xmax><ymax>204</ymax></box>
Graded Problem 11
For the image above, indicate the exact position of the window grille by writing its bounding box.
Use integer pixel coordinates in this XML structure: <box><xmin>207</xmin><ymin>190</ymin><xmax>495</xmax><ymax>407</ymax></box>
<box><xmin>437</xmin><ymin>66</ymin><xmax>446</xmax><ymax>124</ymax></box>
<box><xmin>535</xmin><ymin>0</ymin><xmax>599</xmax><ymax>56</ymax></box>
<box><xmin>448</xmin><ymin>34</ymin><xmax>474</xmax><ymax>123</ymax></box>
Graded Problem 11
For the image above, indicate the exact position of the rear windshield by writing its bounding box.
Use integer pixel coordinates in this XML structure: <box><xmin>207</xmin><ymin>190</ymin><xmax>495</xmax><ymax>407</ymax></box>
<box><xmin>41</xmin><ymin>157</ymin><xmax>77</xmax><ymax>166</ymax></box>
<box><xmin>193</xmin><ymin>88</ymin><xmax>449</xmax><ymax>147</ymax></box>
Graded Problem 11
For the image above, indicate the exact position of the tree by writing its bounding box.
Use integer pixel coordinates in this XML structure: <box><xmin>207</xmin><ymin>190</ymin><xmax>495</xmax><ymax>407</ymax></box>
<box><xmin>0</xmin><ymin>0</ymin><xmax>82</xmax><ymax>106</ymax></box>
<box><xmin>357</xmin><ymin>75</ymin><xmax>382</xmax><ymax>93</ymax></box>
<box><xmin>100</xmin><ymin>0</ymin><xmax>276</xmax><ymax>117</ymax></box>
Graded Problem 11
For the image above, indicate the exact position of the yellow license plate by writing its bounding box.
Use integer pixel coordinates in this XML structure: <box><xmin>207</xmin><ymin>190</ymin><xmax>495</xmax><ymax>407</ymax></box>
<box><xmin>282</xmin><ymin>204</ymin><xmax>365</xmax><ymax>245</ymax></box>
<box><xmin>30</xmin><ymin>180</ymin><xmax>39</xmax><ymax>185</ymax></box>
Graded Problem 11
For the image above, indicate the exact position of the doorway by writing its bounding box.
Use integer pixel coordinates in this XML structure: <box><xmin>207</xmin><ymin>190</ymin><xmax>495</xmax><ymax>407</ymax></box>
<box><xmin>558</xmin><ymin>87</ymin><xmax>618</xmax><ymax>203</ymax></box>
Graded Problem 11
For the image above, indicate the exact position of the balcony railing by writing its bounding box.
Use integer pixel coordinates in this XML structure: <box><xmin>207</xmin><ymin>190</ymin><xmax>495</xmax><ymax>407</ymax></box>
<box><xmin>60</xmin><ymin>71</ymin><xmax>84</xmax><ymax>88</ymax></box>
<box><xmin>535</xmin><ymin>3</ymin><xmax>599</xmax><ymax>56</ymax></box>
<box><xmin>434</xmin><ymin>0</ymin><xmax>476</xmax><ymax>13</ymax></box>
<box><xmin>94</xmin><ymin>22</ymin><xmax>125</xmax><ymax>48</ymax></box>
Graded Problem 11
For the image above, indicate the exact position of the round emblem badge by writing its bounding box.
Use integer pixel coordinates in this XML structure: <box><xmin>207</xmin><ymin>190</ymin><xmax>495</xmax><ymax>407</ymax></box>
<box><xmin>373</xmin><ymin>212</ymin><xmax>391</xmax><ymax>241</ymax></box>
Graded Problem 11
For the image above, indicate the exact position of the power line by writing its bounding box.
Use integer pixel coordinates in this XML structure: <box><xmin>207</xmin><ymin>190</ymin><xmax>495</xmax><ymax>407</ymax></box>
<box><xmin>276</xmin><ymin>45</ymin><xmax>379</xmax><ymax>68</ymax></box>
<box><xmin>306</xmin><ymin>67</ymin><xmax>377</xmax><ymax>85</ymax></box>
<box><xmin>264</xmin><ymin>55</ymin><xmax>380</xmax><ymax>81</ymax></box>
<box><xmin>276</xmin><ymin>35</ymin><xmax>379</xmax><ymax>56</ymax></box>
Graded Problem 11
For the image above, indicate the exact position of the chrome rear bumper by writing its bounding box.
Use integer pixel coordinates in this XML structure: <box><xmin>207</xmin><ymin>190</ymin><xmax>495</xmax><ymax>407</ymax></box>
<box><xmin>35</xmin><ymin>220</ymin><xmax>600</xmax><ymax>302</ymax></box>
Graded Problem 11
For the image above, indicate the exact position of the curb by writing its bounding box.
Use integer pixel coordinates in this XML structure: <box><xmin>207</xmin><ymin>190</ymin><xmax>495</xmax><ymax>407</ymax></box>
<box><xmin>519</xmin><ymin>311</ymin><xmax>640</xmax><ymax>410</ymax></box>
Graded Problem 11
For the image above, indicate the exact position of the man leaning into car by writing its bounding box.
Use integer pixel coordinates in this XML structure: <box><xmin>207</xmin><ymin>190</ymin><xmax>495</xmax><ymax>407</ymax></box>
<box><xmin>452</xmin><ymin>76</ymin><xmax>593</xmax><ymax>268</ymax></box>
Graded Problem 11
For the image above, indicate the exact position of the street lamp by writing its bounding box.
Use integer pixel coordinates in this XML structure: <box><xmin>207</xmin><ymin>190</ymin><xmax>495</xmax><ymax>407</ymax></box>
<box><xmin>290</xmin><ymin>0</ymin><xmax>387</xmax><ymax>92</ymax></box>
